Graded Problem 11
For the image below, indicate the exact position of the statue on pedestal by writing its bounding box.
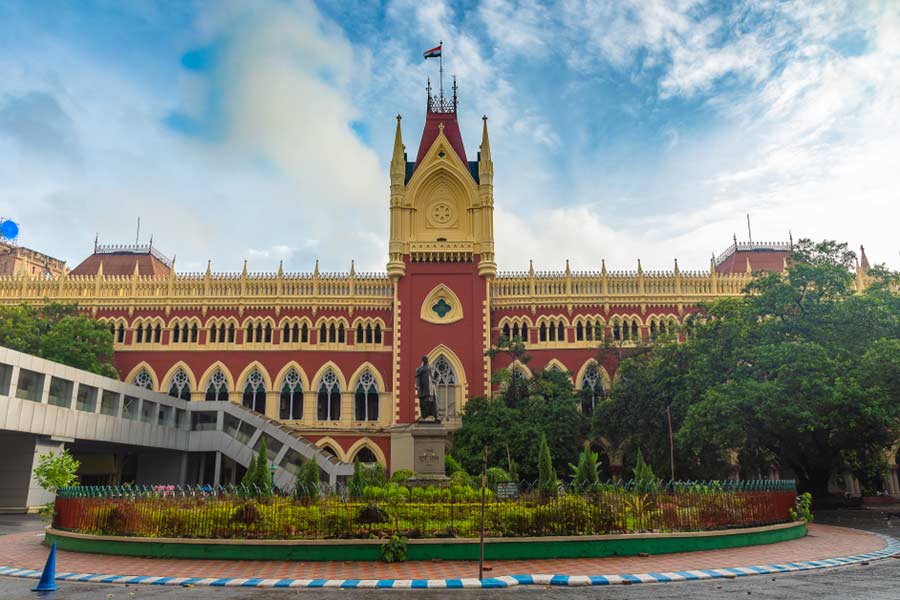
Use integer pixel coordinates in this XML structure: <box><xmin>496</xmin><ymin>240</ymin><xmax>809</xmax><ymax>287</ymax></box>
<box><xmin>415</xmin><ymin>355</ymin><xmax>441</xmax><ymax>422</ymax></box>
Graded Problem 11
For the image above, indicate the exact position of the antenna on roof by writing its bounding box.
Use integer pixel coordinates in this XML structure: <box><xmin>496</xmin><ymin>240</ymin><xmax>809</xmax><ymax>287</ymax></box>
<box><xmin>746</xmin><ymin>214</ymin><xmax>752</xmax><ymax>244</ymax></box>
<box><xmin>135</xmin><ymin>217</ymin><xmax>141</xmax><ymax>246</ymax></box>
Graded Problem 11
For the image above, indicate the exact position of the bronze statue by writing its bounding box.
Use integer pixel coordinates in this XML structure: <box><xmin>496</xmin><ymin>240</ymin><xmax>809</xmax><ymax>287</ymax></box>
<box><xmin>415</xmin><ymin>355</ymin><xmax>440</xmax><ymax>422</ymax></box>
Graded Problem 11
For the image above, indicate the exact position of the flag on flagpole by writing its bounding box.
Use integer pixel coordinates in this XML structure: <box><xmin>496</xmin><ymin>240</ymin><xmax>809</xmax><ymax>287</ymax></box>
<box><xmin>423</xmin><ymin>44</ymin><xmax>441</xmax><ymax>59</ymax></box>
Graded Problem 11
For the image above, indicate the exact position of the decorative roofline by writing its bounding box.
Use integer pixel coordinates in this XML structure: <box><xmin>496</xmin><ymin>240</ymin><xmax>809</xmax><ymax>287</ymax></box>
<box><xmin>426</xmin><ymin>76</ymin><xmax>457</xmax><ymax>114</ymax></box>
<box><xmin>714</xmin><ymin>241</ymin><xmax>792</xmax><ymax>267</ymax></box>
<box><xmin>94</xmin><ymin>243</ymin><xmax>173</xmax><ymax>268</ymax></box>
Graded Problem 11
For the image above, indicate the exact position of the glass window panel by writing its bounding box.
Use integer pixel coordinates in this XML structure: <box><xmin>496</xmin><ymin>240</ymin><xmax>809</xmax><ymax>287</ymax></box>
<box><xmin>157</xmin><ymin>404</ymin><xmax>172</xmax><ymax>426</ymax></box>
<box><xmin>76</xmin><ymin>384</ymin><xmax>98</xmax><ymax>412</ymax></box>
<box><xmin>253</xmin><ymin>433</ymin><xmax>283</xmax><ymax>456</ymax></box>
<box><xmin>16</xmin><ymin>369</ymin><xmax>44</xmax><ymax>402</ymax></box>
<box><xmin>140</xmin><ymin>400</ymin><xmax>157</xmax><ymax>423</ymax></box>
<box><xmin>123</xmin><ymin>395</ymin><xmax>139</xmax><ymax>419</ymax></box>
<box><xmin>100</xmin><ymin>390</ymin><xmax>120</xmax><ymax>416</ymax></box>
<box><xmin>0</xmin><ymin>363</ymin><xmax>12</xmax><ymax>396</ymax></box>
<box><xmin>174</xmin><ymin>408</ymin><xmax>186</xmax><ymax>429</ymax></box>
<box><xmin>47</xmin><ymin>377</ymin><xmax>72</xmax><ymax>407</ymax></box>
<box><xmin>190</xmin><ymin>411</ymin><xmax>218</xmax><ymax>431</ymax></box>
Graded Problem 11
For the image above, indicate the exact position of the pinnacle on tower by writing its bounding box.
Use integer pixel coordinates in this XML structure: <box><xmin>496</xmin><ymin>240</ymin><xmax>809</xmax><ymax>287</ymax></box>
<box><xmin>859</xmin><ymin>245</ymin><xmax>870</xmax><ymax>270</ymax></box>
<box><xmin>390</xmin><ymin>114</ymin><xmax>405</xmax><ymax>184</ymax></box>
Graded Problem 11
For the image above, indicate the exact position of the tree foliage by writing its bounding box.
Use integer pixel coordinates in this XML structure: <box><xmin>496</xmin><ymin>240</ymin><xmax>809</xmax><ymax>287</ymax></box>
<box><xmin>537</xmin><ymin>433</ymin><xmax>557</xmax><ymax>495</ymax></box>
<box><xmin>570</xmin><ymin>440</ymin><xmax>600</xmax><ymax>490</ymax></box>
<box><xmin>33</xmin><ymin>449</ymin><xmax>80</xmax><ymax>494</ymax></box>
<box><xmin>0</xmin><ymin>303</ymin><xmax>117</xmax><ymax>377</ymax></box>
<box><xmin>594</xmin><ymin>239</ymin><xmax>900</xmax><ymax>498</ymax></box>
<box><xmin>451</xmin><ymin>336</ymin><xmax>588</xmax><ymax>481</ymax></box>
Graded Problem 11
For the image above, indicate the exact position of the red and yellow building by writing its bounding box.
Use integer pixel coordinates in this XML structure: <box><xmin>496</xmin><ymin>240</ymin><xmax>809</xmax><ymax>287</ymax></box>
<box><xmin>0</xmin><ymin>85</ymin><xmax>807</xmax><ymax>473</ymax></box>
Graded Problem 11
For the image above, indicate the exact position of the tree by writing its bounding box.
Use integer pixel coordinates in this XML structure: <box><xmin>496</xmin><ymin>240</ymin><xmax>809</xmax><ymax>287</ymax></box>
<box><xmin>632</xmin><ymin>449</ymin><xmax>656</xmax><ymax>490</ymax></box>
<box><xmin>452</xmin><ymin>339</ymin><xmax>588</xmax><ymax>482</ymax></box>
<box><xmin>0</xmin><ymin>303</ymin><xmax>117</xmax><ymax>377</ymax></box>
<box><xmin>537</xmin><ymin>433</ymin><xmax>557</xmax><ymax>495</ymax></box>
<box><xmin>293</xmin><ymin>457</ymin><xmax>320</xmax><ymax>499</ymax></box>
<box><xmin>570</xmin><ymin>440</ymin><xmax>599</xmax><ymax>490</ymax></box>
<box><xmin>33</xmin><ymin>448</ymin><xmax>80</xmax><ymax>521</ymax></box>
<box><xmin>242</xmin><ymin>438</ymin><xmax>272</xmax><ymax>495</ymax></box>
<box><xmin>33</xmin><ymin>449</ymin><xmax>80</xmax><ymax>494</ymax></box>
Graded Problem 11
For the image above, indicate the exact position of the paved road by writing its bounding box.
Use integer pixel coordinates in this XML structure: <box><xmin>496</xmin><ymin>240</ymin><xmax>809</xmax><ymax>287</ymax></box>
<box><xmin>1</xmin><ymin>509</ymin><xmax>898</xmax><ymax>599</ymax></box>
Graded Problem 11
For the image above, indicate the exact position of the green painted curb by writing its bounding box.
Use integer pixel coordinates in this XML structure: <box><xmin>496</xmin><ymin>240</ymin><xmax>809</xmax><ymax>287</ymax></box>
<box><xmin>45</xmin><ymin>521</ymin><xmax>807</xmax><ymax>561</ymax></box>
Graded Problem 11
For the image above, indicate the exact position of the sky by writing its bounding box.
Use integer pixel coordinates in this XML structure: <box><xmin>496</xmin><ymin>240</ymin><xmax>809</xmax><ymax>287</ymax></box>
<box><xmin>0</xmin><ymin>0</ymin><xmax>897</xmax><ymax>274</ymax></box>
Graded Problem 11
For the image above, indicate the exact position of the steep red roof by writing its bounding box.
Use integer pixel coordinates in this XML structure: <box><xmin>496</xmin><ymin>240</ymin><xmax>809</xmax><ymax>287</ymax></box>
<box><xmin>415</xmin><ymin>111</ymin><xmax>468</xmax><ymax>169</ymax></box>
<box><xmin>716</xmin><ymin>250</ymin><xmax>788</xmax><ymax>274</ymax></box>
<box><xmin>70</xmin><ymin>247</ymin><xmax>172</xmax><ymax>277</ymax></box>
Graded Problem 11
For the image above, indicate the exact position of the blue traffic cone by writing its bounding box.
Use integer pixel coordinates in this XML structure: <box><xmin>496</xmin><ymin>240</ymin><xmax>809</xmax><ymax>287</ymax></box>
<box><xmin>32</xmin><ymin>543</ymin><xmax>57</xmax><ymax>592</ymax></box>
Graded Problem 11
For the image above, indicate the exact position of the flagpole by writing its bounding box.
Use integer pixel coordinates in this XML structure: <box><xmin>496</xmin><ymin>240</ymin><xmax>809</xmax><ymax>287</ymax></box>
<box><xmin>439</xmin><ymin>40</ymin><xmax>443</xmax><ymax>100</ymax></box>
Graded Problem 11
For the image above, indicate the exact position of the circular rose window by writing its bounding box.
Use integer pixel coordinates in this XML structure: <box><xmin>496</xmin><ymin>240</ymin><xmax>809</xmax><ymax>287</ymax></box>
<box><xmin>430</xmin><ymin>202</ymin><xmax>454</xmax><ymax>226</ymax></box>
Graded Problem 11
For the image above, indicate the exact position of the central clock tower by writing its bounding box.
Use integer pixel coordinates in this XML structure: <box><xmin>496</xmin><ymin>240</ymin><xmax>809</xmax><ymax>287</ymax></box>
<box><xmin>387</xmin><ymin>80</ymin><xmax>495</xmax><ymax>430</ymax></box>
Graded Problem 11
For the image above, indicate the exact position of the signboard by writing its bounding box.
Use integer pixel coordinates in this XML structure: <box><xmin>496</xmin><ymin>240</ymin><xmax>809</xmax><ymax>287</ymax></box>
<box><xmin>495</xmin><ymin>482</ymin><xmax>519</xmax><ymax>499</ymax></box>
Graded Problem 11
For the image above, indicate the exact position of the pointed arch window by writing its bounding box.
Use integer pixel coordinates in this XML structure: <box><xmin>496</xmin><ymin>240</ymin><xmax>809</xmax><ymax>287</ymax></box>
<box><xmin>168</xmin><ymin>368</ymin><xmax>191</xmax><ymax>401</ymax></box>
<box><xmin>135</xmin><ymin>324</ymin><xmax>144</xmax><ymax>344</ymax></box>
<box><xmin>132</xmin><ymin>368</ymin><xmax>153</xmax><ymax>390</ymax></box>
<box><xmin>317</xmin><ymin>369</ymin><xmax>341</xmax><ymax>421</ymax></box>
<box><xmin>374</xmin><ymin>324</ymin><xmax>382</xmax><ymax>344</ymax></box>
<box><xmin>242</xmin><ymin>369</ymin><xmax>266</xmax><ymax>413</ymax></box>
<box><xmin>354</xmin><ymin>370</ymin><xmax>379</xmax><ymax>421</ymax></box>
<box><xmin>191</xmin><ymin>323</ymin><xmax>199</xmax><ymax>343</ymax></box>
<box><xmin>502</xmin><ymin>323</ymin><xmax>511</xmax><ymax>339</ymax></box>
<box><xmin>153</xmin><ymin>323</ymin><xmax>162</xmax><ymax>343</ymax></box>
<box><xmin>354</xmin><ymin>446</ymin><xmax>378</xmax><ymax>464</ymax></box>
<box><xmin>430</xmin><ymin>356</ymin><xmax>458</xmax><ymax>419</ymax></box>
<box><xmin>557</xmin><ymin>322</ymin><xmax>565</xmax><ymax>342</ymax></box>
<box><xmin>205</xmin><ymin>369</ymin><xmax>229</xmax><ymax>401</ymax></box>
<box><xmin>301</xmin><ymin>322</ymin><xmax>309</xmax><ymax>343</ymax></box>
<box><xmin>209</xmin><ymin>323</ymin><xmax>218</xmax><ymax>343</ymax></box>
<box><xmin>319</xmin><ymin>324</ymin><xmax>327</xmax><ymax>344</ymax></box>
<box><xmin>227</xmin><ymin>323</ymin><xmax>235</xmax><ymax>343</ymax></box>
<box><xmin>172</xmin><ymin>323</ymin><xmax>181</xmax><ymax>344</ymax></box>
<box><xmin>576</xmin><ymin>321</ymin><xmax>584</xmax><ymax>341</ymax></box>
<box><xmin>580</xmin><ymin>364</ymin><xmax>606</xmax><ymax>416</ymax></box>
<box><xmin>539</xmin><ymin>322</ymin><xmax>548</xmax><ymax>342</ymax></box>
<box><xmin>279</xmin><ymin>368</ymin><xmax>303</xmax><ymax>420</ymax></box>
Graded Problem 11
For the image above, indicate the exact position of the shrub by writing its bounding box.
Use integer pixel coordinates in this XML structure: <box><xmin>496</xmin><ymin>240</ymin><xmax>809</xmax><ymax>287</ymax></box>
<box><xmin>33</xmin><ymin>449</ymin><xmax>80</xmax><ymax>521</ymax></box>
<box><xmin>380</xmin><ymin>534</ymin><xmax>408</xmax><ymax>562</ymax></box>
<box><xmin>293</xmin><ymin>458</ymin><xmax>320</xmax><ymax>500</ymax></box>
<box><xmin>632</xmin><ymin>449</ymin><xmax>657</xmax><ymax>492</ymax></box>
<box><xmin>390</xmin><ymin>469</ymin><xmax>415</xmax><ymax>484</ymax></box>
<box><xmin>445</xmin><ymin>454</ymin><xmax>464</xmax><ymax>475</ymax></box>
<box><xmin>538</xmin><ymin>434</ymin><xmax>557</xmax><ymax>496</ymax></box>
<box><xmin>486</xmin><ymin>467</ymin><xmax>512</xmax><ymax>491</ymax></box>
<box><xmin>231</xmin><ymin>502</ymin><xmax>260</xmax><ymax>526</ymax></box>
<box><xmin>789</xmin><ymin>492</ymin><xmax>814</xmax><ymax>522</ymax></box>
<box><xmin>570</xmin><ymin>440</ymin><xmax>599</xmax><ymax>491</ymax></box>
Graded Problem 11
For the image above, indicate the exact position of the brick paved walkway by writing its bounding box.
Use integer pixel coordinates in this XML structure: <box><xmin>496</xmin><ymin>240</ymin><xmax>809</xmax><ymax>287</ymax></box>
<box><xmin>0</xmin><ymin>524</ymin><xmax>887</xmax><ymax>581</ymax></box>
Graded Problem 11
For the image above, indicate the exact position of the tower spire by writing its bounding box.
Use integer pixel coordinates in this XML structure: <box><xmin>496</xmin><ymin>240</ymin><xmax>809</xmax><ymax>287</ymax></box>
<box><xmin>390</xmin><ymin>114</ymin><xmax>405</xmax><ymax>184</ymax></box>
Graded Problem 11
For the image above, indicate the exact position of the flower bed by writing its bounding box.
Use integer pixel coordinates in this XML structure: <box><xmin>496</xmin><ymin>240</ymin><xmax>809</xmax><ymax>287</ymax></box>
<box><xmin>53</xmin><ymin>481</ymin><xmax>797</xmax><ymax>540</ymax></box>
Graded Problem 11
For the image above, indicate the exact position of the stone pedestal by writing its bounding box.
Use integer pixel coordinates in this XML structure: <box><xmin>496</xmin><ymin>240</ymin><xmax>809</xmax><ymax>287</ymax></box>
<box><xmin>389</xmin><ymin>422</ymin><xmax>448</xmax><ymax>481</ymax></box>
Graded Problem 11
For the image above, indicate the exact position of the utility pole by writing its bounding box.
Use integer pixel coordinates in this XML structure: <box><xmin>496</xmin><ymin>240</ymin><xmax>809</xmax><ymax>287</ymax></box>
<box><xmin>666</xmin><ymin>405</ymin><xmax>676</xmax><ymax>482</ymax></box>
<box><xmin>479</xmin><ymin>445</ymin><xmax>487</xmax><ymax>580</ymax></box>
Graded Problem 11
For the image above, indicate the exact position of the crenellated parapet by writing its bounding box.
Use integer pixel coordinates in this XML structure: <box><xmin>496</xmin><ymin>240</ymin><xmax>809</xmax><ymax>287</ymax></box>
<box><xmin>0</xmin><ymin>267</ymin><xmax>393</xmax><ymax>316</ymax></box>
<box><xmin>492</xmin><ymin>260</ymin><xmax>754</xmax><ymax>312</ymax></box>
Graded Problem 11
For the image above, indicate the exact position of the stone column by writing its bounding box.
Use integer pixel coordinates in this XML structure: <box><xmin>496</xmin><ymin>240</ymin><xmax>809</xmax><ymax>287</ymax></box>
<box><xmin>213</xmin><ymin>452</ymin><xmax>222</xmax><ymax>486</ymax></box>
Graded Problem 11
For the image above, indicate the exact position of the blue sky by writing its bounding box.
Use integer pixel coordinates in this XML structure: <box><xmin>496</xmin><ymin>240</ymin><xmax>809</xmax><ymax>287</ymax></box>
<box><xmin>0</xmin><ymin>0</ymin><xmax>897</xmax><ymax>273</ymax></box>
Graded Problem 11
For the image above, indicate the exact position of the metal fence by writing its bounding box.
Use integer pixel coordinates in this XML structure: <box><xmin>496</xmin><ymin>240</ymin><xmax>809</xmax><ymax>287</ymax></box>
<box><xmin>53</xmin><ymin>480</ymin><xmax>797</xmax><ymax>540</ymax></box>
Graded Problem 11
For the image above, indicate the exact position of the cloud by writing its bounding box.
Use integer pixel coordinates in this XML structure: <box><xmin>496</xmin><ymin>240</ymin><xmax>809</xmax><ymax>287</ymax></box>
<box><xmin>0</xmin><ymin>91</ymin><xmax>80</xmax><ymax>160</ymax></box>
